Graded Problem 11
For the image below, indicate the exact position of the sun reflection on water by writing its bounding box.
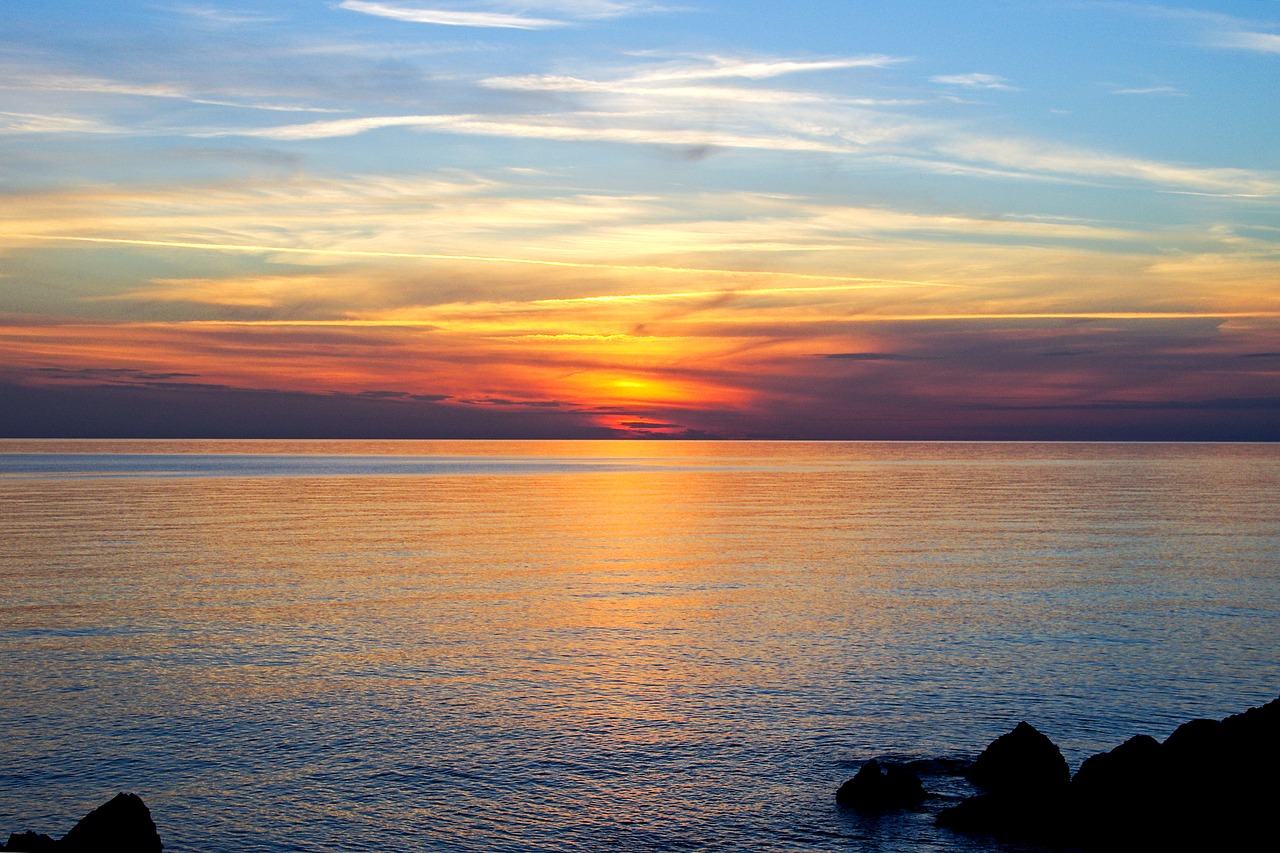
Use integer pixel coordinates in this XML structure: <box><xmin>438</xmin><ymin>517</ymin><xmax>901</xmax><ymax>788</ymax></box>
<box><xmin>1</xmin><ymin>442</ymin><xmax>1278</xmax><ymax>851</ymax></box>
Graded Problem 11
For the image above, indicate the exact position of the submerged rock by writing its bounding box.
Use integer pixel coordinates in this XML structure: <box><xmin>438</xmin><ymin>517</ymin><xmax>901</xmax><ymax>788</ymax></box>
<box><xmin>836</xmin><ymin>759</ymin><xmax>927</xmax><ymax>811</ymax></box>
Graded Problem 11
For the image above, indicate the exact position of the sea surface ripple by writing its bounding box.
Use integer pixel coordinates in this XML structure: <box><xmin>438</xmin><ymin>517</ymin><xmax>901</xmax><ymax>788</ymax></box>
<box><xmin>1</xmin><ymin>441</ymin><xmax>1277</xmax><ymax>851</ymax></box>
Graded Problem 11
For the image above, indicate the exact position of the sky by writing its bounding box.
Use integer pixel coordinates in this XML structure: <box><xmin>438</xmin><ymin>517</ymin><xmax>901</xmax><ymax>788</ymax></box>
<box><xmin>1</xmin><ymin>1</ymin><xmax>1277</xmax><ymax>439</ymax></box>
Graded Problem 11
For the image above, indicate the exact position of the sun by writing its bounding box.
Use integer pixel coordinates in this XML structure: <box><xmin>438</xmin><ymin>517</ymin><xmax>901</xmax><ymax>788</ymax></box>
<box><xmin>556</xmin><ymin>370</ymin><xmax>748</xmax><ymax>435</ymax></box>
<box><xmin>566</xmin><ymin>372</ymin><xmax>715</xmax><ymax>407</ymax></box>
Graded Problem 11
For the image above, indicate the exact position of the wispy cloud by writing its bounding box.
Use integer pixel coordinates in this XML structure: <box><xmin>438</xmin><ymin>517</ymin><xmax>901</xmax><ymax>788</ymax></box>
<box><xmin>1101</xmin><ymin>3</ymin><xmax>1280</xmax><ymax>55</ymax></box>
<box><xmin>939</xmin><ymin>136</ymin><xmax>1280</xmax><ymax>197</ymax></box>
<box><xmin>0</xmin><ymin>69</ymin><xmax>339</xmax><ymax>113</ymax></box>
<box><xmin>201</xmin><ymin>99</ymin><xmax>1280</xmax><ymax>199</ymax></box>
<box><xmin>14</xmin><ymin>172</ymin><xmax>1269</xmax><ymax>323</ymax></box>
<box><xmin>338</xmin><ymin>1</ymin><xmax>567</xmax><ymax>29</ymax></box>
<box><xmin>167</xmin><ymin>5</ymin><xmax>280</xmax><ymax>25</ymax></box>
<box><xmin>1210</xmin><ymin>30</ymin><xmax>1280</xmax><ymax>53</ymax></box>
<box><xmin>190</xmin><ymin>49</ymin><xmax>916</xmax><ymax>158</ymax></box>
<box><xmin>211</xmin><ymin>114</ymin><xmax>447</xmax><ymax>139</ymax></box>
<box><xmin>203</xmin><ymin>111</ymin><xmax>859</xmax><ymax>152</ymax></box>
<box><xmin>338</xmin><ymin>0</ymin><xmax>668</xmax><ymax>29</ymax></box>
<box><xmin>626</xmin><ymin>55</ymin><xmax>906</xmax><ymax>83</ymax></box>
<box><xmin>482</xmin><ymin>74</ymin><xmax>915</xmax><ymax>106</ymax></box>
<box><xmin>1108</xmin><ymin>84</ymin><xmax>1187</xmax><ymax>96</ymax></box>
<box><xmin>518</xmin><ymin>0</ymin><xmax>664</xmax><ymax>17</ymax></box>
<box><xmin>0</xmin><ymin>111</ymin><xmax>119</xmax><ymax>135</ymax></box>
<box><xmin>931</xmin><ymin>72</ymin><xmax>1016</xmax><ymax>90</ymax></box>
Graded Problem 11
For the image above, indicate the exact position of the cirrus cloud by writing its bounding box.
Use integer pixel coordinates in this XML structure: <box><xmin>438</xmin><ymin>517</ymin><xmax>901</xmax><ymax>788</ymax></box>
<box><xmin>338</xmin><ymin>1</ymin><xmax>565</xmax><ymax>29</ymax></box>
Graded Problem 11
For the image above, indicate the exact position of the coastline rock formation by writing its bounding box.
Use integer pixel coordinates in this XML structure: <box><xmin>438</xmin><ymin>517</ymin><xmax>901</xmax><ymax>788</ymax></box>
<box><xmin>936</xmin><ymin>721</ymin><xmax>1070</xmax><ymax>839</ymax></box>
<box><xmin>937</xmin><ymin>695</ymin><xmax>1280</xmax><ymax>849</ymax></box>
<box><xmin>2</xmin><ymin>793</ymin><xmax>162</xmax><ymax>852</ymax></box>
<box><xmin>835</xmin><ymin>759</ymin><xmax>927</xmax><ymax>810</ymax></box>
<box><xmin>837</xmin><ymin>695</ymin><xmax>1279</xmax><ymax>850</ymax></box>
<box><xmin>964</xmin><ymin>721</ymin><xmax>1070</xmax><ymax>793</ymax></box>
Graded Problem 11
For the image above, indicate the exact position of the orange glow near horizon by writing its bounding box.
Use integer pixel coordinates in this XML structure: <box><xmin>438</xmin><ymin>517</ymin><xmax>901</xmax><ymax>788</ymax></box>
<box><xmin>3</xmin><ymin>191</ymin><xmax>1278</xmax><ymax>439</ymax></box>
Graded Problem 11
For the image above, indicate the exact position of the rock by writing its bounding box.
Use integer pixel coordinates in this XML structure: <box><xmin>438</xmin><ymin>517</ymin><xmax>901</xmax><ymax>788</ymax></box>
<box><xmin>934</xmin><ymin>697</ymin><xmax>1280</xmax><ymax>850</ymax></box>
<box><xmin>1154</xmin><ymin>696</ymin><xmax>1280</xmax><ymax>849</ymax></box>
<box><xmin>3</xmin><ymin>832</ymin><xmax>57</xmax><ymax>852</ymax></box>
<box><xmin>1069</xmin><ymin>734</ymin><xmax>1166</xmax><ymax>848</ymax></box>
<box><xmin>57</xmin><ymin>793</ymin><xmax>162</xmax><ymax>853</ymax></box>
<box><xmin>936</xmin><ymin>791</ymin><xmax>1066</xmax><ymax>841</ymax></box>
<box><xmin>1072</xmin><ymin>733</ymin><xmax>1164</xmax><ymax>800</ymax></box>
<box><xmin>1161</xmin><ymin>717</ymin><xmax>1221</xmax><ymax>772</ymax></box>
<box><xmin>965</xmin><ymin>721</ymin><xmax>1070</xmax><ymax>795</ymax></box>
<box><xmin>836</xmin><ymin>759</ymin><xmax>927</xmax><ymax>810</ymax></box>
<box><xmin>935</xmin><ymin>723</ymin><xmax>1072</xmax><ymax>843</ymax></box>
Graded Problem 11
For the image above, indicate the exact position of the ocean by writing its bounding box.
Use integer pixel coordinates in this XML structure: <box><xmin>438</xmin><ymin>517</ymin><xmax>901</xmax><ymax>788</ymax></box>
<box><xmin>1</xmin><ymin>440</ymin><xmax>1277</xmax><ymax>852</ymax></box>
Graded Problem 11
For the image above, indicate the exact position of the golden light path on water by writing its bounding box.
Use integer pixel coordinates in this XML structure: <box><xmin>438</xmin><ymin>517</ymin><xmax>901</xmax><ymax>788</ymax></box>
<box><xmin>1</xmin><ymin>441</ymin><xmax>1278</xmax><ymax>852</ymax></box>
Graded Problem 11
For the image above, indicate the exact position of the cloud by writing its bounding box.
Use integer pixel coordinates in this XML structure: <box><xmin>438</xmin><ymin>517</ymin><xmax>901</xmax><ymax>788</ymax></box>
<box><xmin>522</xmin><ymin>0</ymin><xmax>664</xmax><ymax>17</ymax></box>
<box><xmin>481</xmin><ymin>74</ymin><xmax>907</xmax><ymax>106</ymax></box>
<box><xmin>183</xmin><ymin>48</ymin><xmax>919</xmax><ymax>158</ymax></box>
<box><xmin>338</xmin><ymin>0</ymin><xmax>670</xmax><ymax>28</ymax></box>
<box><xmin>338</xmin><ymin>1</ymin><xmax>566</xmax><ymax>29</ymax></box>
<box><xmin>975</xmin><ymin>395</ymin><xmax>1280</xmax><ymax>413</ymax></box>
<box><xmin>167</xmin><ymin>5</ymin><xmax>280</xmax><ymax>25</ymax></box>
<box><xmin>1103</xmin><ymin>4</ymin><xmax>1280</xmax><ymax>55</ymax></box>
<box><xmin>0</xmin><ymin>71</ymin><xmax>185</xmax><ymax>99</ymax></box>
<box><xmin>215</xmin><ymin>114</ymin><xmax>452</xmax><ymax>140</ymax></box>
<box><xmin>1208</xmin><ymin>31</ymin><xmax>1280</xmax><ymax>53</ymax></box>
<box><xmin>37</xmin><ymin>366</ymin><xmax>201</xmax><ymax>382</ymax></box>
<box><xmin>627</xmin><ymin>55</ymin><xmax>906</xmax><ymax>84</ymax></box>
<box><xmin>931</xmin><ymin>73</ymin><xmax>1017</xmax><ymax>90</ymax></box>
<box><xmin>823</xmin><ymin>352</ymin><xmax>923</xmax><ymax>361</ymax></box>
<box><xmin>939</xmin><ymin>136</ymin><xmax>1280</xmax><ymax>197</ymax></box>
<box><xmin>0</xmin><ymin>69</ymin><xmax>339</xmax><ymax>113</ymax></box>
<box><xmin>209</xmin><ymin>111</ymin><xmax>858</xmax><ymax>152</ymax></box>
<box><xmin>10</xmin><ymin>162</ymin><xmax>1276</xmax><ymax>334</ymax></box>
<box><xmin>0</xmin><ymin>111</ymin><xmax>119</xmax><ymax>135</ymax></box>
<box><xmin>1108</xmin><ymin>85</ymin><xmax>1187</xmax><ymax>96</ymax></box>
<box><xmin>0</xmin><ymin>379</ymin><xmax>617</xmax><ymax>439</ymax></box>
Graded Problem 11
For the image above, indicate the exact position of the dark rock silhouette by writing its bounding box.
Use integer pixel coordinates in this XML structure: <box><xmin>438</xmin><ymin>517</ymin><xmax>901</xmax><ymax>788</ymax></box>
<box><xmin>1070</xmin><ymin>733</ymin><xmax>1167</xmax><ymax>848</ymax></box>
<box><xmin>937</xmin><ymin>721</ymin><xmax>1071</xmax><ymax>841</ymax></box>
<box><xmin>1</xmin><ymin>794</ymin><xmax>161</xmax><ymax>852</ymax></box>
<box><xmin>936</xmin><ymin>789</ymin><xmax>1068</xmax><ymax>841</ymax></box>
<box><xmin>58</xmin><ymin>793</ymin><xmax>161</xmax><ymax>853</ymax></box>
<box><xmin>929</xmin><ymin>695</ymin><xmax>1280</xmax><ymax>851</ymax></box>
<box><xmin>835</xmin><ymin>759</ymin><xmax>927</xmax><ymax>810</ymax></box>
<box><xmin>2</xmin><ymin>832</ymin><xmax>56</xmax><ymax>853</ymax></box>
<box><xmin>964</xmin><ymin>720</ymin><xmax>1070</xmax><ymax>794</ymax></box>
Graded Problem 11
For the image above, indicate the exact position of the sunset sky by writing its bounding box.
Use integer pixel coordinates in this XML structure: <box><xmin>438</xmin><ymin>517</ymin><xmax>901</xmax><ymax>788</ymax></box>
<box><xmin>2</xmin><ymin>1</ymin><xmax>1277</xmax><ymax>439</ymax></box>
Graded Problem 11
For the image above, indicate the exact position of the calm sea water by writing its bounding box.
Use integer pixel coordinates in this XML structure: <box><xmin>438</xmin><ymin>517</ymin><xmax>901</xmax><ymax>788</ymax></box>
<box><xmin>1</xmin><ymin>441</ymin><xmax>1278</xmax><ymax>852</ymax></box>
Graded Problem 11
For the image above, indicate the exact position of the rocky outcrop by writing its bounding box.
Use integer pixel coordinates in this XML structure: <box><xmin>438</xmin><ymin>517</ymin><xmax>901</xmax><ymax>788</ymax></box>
<box><xmin>963</xmin><ymin>721</ymin><xmax>1070</xmax><ymax>794</ymax></box>
<box><xmin>2</xmin><ymin>832</ymin><xmax>56</xmax><ymax>853</ymax></box>
<box><xmin>1069</xmin><ymin>733</ymin><xmax>1167</xmax><ymax>848</ymax></box>
<box><xmin>932</xmin><ymin>695</ymin><xmax>1280</xmax><ymax>850</ymax></box>
<box><xmin>1068</xmin><ymin>697</ymin><xmax>1280</xmax><ymax>850</ymax></box>
<box><xmin>936</xmin><ymin>721</ymin><xmax>1071</xmax><ymax>841</ymax></box>
<box><xmin>1</xmin><ymin>794</ymin><xmax>161</xmax><ymax>852</ymax></box>
<box><xmin>835</xmin><ymin>759</ymin><xmax>927</xmax><ymax>810</ymax></box>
